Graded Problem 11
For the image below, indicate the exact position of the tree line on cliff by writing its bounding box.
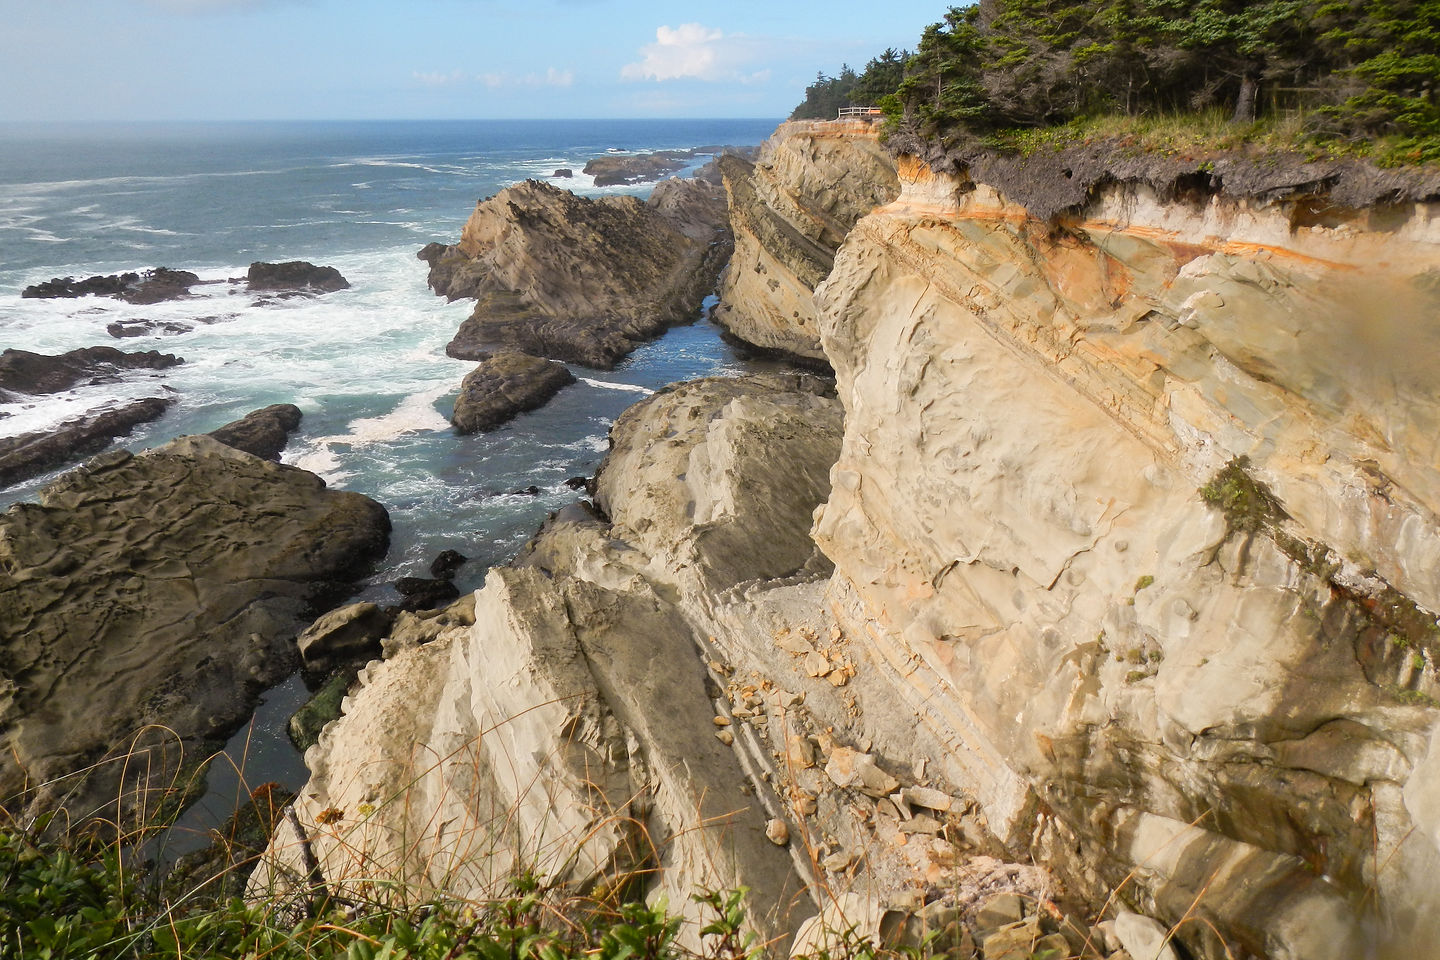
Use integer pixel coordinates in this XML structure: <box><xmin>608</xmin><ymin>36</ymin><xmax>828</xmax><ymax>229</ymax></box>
<box><xmin>793</xmin><ymin>0</ymin><xmax>1440</xmax><ymax>162</ymax></box>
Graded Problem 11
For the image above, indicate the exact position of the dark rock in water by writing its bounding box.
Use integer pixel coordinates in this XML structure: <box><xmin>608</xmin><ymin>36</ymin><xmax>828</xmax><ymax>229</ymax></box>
<box><xmin>583</xmin><ymin>150</ymin><xmax>692</xmax><ymax>187</ymax></box>
<box><xmin>208</xmin><ymin>403</ymin><xmax>303</xmax><ymax>461</ymax></box>
<box><xmin>510</xmin><ymin>485</ymin><xmax>541</xmax><ymax>496</ymax></box>
<box><xmin>289</xmin><ymin>672</ymin><xmax>353</xmax><ymax>753</ymax></box>
<box><xmin>428</xmin><ymin>179</ymin><xmax>730</xmax><ymax>369</ymax></box>
<box><xmin>22</xmin><ymin>267</ymin><xmax>199</xmax><ymax>304</ymax></box>
<box><xmin>451</xmin><ymin>351</ymin><xmax>576</xmax><ymax>434</ymax></box>
<box><xmin>564</xmin><ymin>476</ymin><xmax>589</xmax><ymax>490</ymax></box>
<box><xmin>246</xmin><ymin>260</ymin><xmax>350</xmax><ymax>294</ymax></box>
<box><xmin>295</xmin><ymin>601</ymin><xmax>394</xmax><ymax>676</ymax></box>
<box><xmin>552</xmin><ymin>168</ymin><xmax>573</xmax><ymax>178</ymax></box>
<box><xmin>394</xmin><ymin>576</ymin><xmax>461</xmax><ymax>611</ymax></box>
<box><xmin>107</xmin><ymin>319</ymin><xmax>193</xmax><ymax>339</ymax></box>
<box><xmin>429</xmin><ymin>549</ymin><xmax>468</xmax><ymax>581</ymax></box>
<box><xmin>0</xmin><ymin>346</ymin><xmax>183</xmax><ymax>398</ymax></box>
<box><xmin>0</xmin><ymin>435</ymin><xmax>391</xmax><ymax>825</ymax></box>
<box><xmin>0</xmin><ymin>396</ymin><xmax>174</xmax><ymax>489</ymax></box>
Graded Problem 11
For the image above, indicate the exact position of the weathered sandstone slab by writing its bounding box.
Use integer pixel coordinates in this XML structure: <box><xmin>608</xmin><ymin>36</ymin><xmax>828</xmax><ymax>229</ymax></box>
<box><xmin>0</xmin><ymin>436</ymin><xmax>390</xmax><ymax>823</ymax></box>
<box><xmin>207</xmin><ymin>403</ymin><xmax>303</xmax><ymax>460</ymax></box>
<box><xmin>0</xmin><ymin>396</ymin><xmax>174</xmax><ymax>489</ymax></box>
<box><xmin>0</xmin><ymin>346</ymin><xmax>182</xmax><ymax>399</ymax></box>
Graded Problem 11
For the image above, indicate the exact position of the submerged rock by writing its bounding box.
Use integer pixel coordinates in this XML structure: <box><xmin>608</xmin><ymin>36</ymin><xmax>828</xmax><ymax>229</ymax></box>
<box><xmin>420</xmin><ymin>177</ymin><xmax>730</xmax><ymax>369</ymax></box>
<box><xmin>246</xmin><ymin>260</ymin><xmax>350</xmax><ymax>294</ymax></box>
<box><xmin>450</xmin><ymin>351</ymin><xmax>575</xmax><ymax>434</ymax></box>
<box><xmin>0</xmin><ymin>435</ymin><xmax>390</xmax><ymax>824</ymax></box>
<box><xmin>207</xmin><ymin>403</ymin><xmax>303</xmax><ymax>460</ymax></box>
<box><xmin>0</xmin><ymin>396</ymin><xmax>174</xmax><ymax>489</ymax></box>
<box><xmin>107</xmin><ymin>319</ymin><xmax>194</xmax><ymax>339</ymax></box>
<box><xmin>429</xmin><ymin>549</ymin><xmax>468</xmax><ymax>580</ymax></box>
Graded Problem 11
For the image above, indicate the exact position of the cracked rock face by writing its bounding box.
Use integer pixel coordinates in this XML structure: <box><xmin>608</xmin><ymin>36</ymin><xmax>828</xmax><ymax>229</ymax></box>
<box><xmin>713</xmin><ymin>121</ymin><xmax>899</xmax><ymax>365</ymax></box>
<box><xmin>0</xmin><ymin>436</ymin><xmax>389</xmax><ymax>824</ymax></box>
<box><xmin>812</xmin><ymin>153</ymin><xmax>1440</xmax><ymax>959</ymax></box>
<box><xmin>420</xmin><ymin>178</ymin><xmax>731</xmax><ymax>369</ymax></box>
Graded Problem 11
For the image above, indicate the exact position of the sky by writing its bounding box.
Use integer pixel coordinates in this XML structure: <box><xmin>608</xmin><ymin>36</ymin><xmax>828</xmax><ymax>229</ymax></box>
<box><xmin>0</xmin><ymin>0</ymin><xmax>951</xmax><ymax>122</ymax></box>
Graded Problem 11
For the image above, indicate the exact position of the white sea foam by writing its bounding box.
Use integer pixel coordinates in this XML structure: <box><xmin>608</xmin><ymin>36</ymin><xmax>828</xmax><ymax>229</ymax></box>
<box><xmin>578</xmin><ymin>377</ymin><xmax>653</xmax><ymax>395</ymax></box>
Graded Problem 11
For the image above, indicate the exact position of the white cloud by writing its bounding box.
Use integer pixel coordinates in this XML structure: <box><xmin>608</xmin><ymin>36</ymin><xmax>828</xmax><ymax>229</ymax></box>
<box><xmin>480</xmin><ymin>68</ymin><xmax>574</xmax><ymax>90</ymax></box>
<box><xmin>621</xmin><ymin>23</ymin><xmax>767</xmax><ymax>84</ymax></box>
<box><xmin>413</xmin><ymin>70</ymin><xmax>468</xmax><ymax>87</ymax></box>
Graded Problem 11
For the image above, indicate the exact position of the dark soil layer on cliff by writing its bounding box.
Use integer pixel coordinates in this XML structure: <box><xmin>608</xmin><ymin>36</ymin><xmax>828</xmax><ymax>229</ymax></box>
<box><xmin>890</xmin><ymin>129</ymin><xmax>1440</xmax><ymax>222</ymax></box>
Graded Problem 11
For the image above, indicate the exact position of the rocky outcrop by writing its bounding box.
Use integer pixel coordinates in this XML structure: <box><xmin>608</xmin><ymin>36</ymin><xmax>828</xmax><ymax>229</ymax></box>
<box><xmin>208</xmin><ymin>403</ymin><xmax>303</xmax><ymax>460</ymax></box>
<box><xmin>802</xmin><ymin>150</ymin><xmax>1440</xmax><ymax>958</ymax></box>
<box><xmin>713</xmin><ymin>121</ymin><xmax>899</xmax><ymax>365</ymax></box>
<box><xmin>0</xmin><ymin>346</ymin><xmax>182</xmax><ymax>399</ymax></box>
<box><xmin>450</xmin><ymin>352</ymin><xmax>575</xmax><ymax>434</ymax></box>
<box><xmin>583</xmin><ymin>149</ymin><xmax>693</xmax><ymax>186</ymax></box>
<box><xmin>22</xmin><ymin>267</ymin><xmax>200</xmax><ymax>304</ymax></box>
<box><xmin>0</xmin><ymin>436</ymin><xmax>389</xmax><ymax>825</ymax></box>
<box><xmin>295</xmin><ymin>601</ymin><xmax>395</xmax><ymax>677</ymax></box>
<box><xmin>0</xmin><ymin>397</ymin><xmax>174</xmax><ymax>488</ymax></box>
<box><xmin>419</xmin><ymin>177</ymin><xmax>730</xmax><ymax>368</ymax></box>
<box><xmin>246</xmin><ymin>260</ymin><xmax>349</xmax><ymax>293</ymax></box>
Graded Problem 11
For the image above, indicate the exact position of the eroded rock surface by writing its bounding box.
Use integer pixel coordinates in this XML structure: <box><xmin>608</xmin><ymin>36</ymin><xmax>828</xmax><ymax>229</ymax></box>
<box><xmin>805</xmin><ymin>150</ymin><xmax>1440</xmax><ymax>959</ymax></box>
<box><xmin>450</xmin><ymin>351</ymin><xmax>575</xmax><ymax>434</ymax></box>
<box><xmin>22</xmin><ymin>267</ymin><xmax>200</xmax><ymax>304</ymax></box>
<box><xmin>713</xmin><ymin>120</ymin><xmax>899</xmax><ymax>364</ymax></box>
<box><xmin>419</xmin><ymin>177</ymin><xmax>730</xmax><ymax>368</ymax></box>
<box><xmin>0</xmin><ymin>436</ymin><xmax>389</xmax><ymax>823</ymax></box>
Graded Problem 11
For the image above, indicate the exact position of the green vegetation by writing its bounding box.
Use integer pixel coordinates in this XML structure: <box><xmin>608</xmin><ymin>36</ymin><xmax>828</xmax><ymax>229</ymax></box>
<box><xmin>796</xmin><ymin>2</ymin><xmax>1440</xmax><ymax>164</ymax></box>
<box><xmin>790</xmin><ymin>50</ymin><xmax>909</xmax><ymax>119</ymax></box>
<box><xmin>0</xmin><ymin>812</ymin><xmax>735</xmax><ymax>960</ymax></box>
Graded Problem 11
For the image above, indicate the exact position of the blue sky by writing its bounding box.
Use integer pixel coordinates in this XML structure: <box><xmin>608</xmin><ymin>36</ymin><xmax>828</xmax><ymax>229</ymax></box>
<box><xmin>0</xmin><ymin>1</ymin><xmax>950</xmax><ymax>122</ymax></box>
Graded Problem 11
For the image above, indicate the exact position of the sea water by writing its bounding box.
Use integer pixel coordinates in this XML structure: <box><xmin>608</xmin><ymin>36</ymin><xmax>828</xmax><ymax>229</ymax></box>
<box><xmin>0</xmin><ymin>118</ymin><xmax>783</xmax><ymax>846</ymax></box>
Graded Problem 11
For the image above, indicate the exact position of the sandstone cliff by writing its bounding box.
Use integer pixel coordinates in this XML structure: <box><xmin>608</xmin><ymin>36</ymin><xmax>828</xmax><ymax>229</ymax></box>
<box><xmin>420</xmin><ymin>177</ymin><xmax>730</xmax><ymax>369</ymax></box>
<box><xmin>713</xmin><ymin>121</ymin><xmax>899</xmax><ymax>365</ymax></box>
<box><xmin>265</xmin><ymin>123</ymin><xmax>1440</xmax><ymax>960</ymax></box>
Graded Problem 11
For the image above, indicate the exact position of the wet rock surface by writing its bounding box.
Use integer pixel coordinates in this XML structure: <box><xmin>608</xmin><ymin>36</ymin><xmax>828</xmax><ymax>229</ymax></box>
<box><xmin>0</xmin><ymin>346</ymin><xmax>182</xmax><ymax>398</ymax></box>
<box><xmin>0</xmin><ymin>436</ymin><xmax>390</xmax><ymax>823</ymax></box>
<box><xmin>245</xmin><ymin>260</ymin><xmax>349</xmax><ymax>294</ymax></box>
<box><xmin>450</xmin><ymin>351</ymin><xmax>576</xmax><ymax>434</ymax></box>
<box><xmin>207</xmin><ymin>403</ymin><xmax>303</xmax><ymax>460</ymax></box>
<box><xmin>420</xmin><ymin>177</ymin><xmax>730</xmax><ymax>368</ymax></box>
<box><xmin>0</xmin><ymin>396</ymin><xmax>174</xmax><ymax>489</ymax></box>
<box><xmin>22</xmin><ymin>267</ymin><xmax>201</xmax><ymax>304</ymax></box>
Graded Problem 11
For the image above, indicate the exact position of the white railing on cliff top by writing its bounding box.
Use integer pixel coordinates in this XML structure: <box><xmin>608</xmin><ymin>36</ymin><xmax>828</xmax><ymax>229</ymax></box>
<box><xmin>837</xmin><ymin>106</ymin><xmax>883</xmax><ymax>120</ymax></box>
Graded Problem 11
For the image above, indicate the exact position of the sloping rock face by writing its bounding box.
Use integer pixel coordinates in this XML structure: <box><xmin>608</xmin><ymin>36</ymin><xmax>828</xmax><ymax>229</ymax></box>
<box><xmin>0</xmin><ymin>436</ymin><xmax>389</xmax><ymax>824</ymax></box>
<box><xmin>208</xmin><ymin>403</ymin><xmax>303</xmax><ymax>460</ymax></box>
<box><xmin>419</xmin><ymin>177</ymin><xmax>730</xmax><ymax>368</ymax></box>
<box><xmin>0</xmin><ymin>397</ymin><xmax>174</xmax><ymax>488</ymax></box>
<box><xmin>254</xmin><ymin>374</ymin><xmax>844</xmax><ymax>949</ymax></box>
<box><xmin>0</xmin><ymin>346</ymin><xmax>182</xmax><ymax>399</ymax></box>
<box><xmin>713</xmin><ymin>121</ymin><xmax>899</xmax><ymax>365</ymax></box>
<box><xmin>809</xmin><ymin>154</ymin><xmax>1440</xmax><ymax>958</ymax></box>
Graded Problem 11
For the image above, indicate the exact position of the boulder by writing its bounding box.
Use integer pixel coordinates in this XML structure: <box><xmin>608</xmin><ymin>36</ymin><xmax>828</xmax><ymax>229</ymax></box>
<box><xmin>0</xmin><ymin>346</ymin><xmax>183</xmax><ymax>398</ymax></box>
<box><xmin>107</xmin><ymin>319</ymin><xmax>193</xmax><ymax>338</ymax></box>
<box><xmin>551</xmin><ymin>168</ymin><xmax>573</xmax><ymax>178</ymax></box>
<box><xmin>207</xmin><ymin>403</ymin><xmax>304</xmax><ymax>460</ymax></box>
<box><xmin>295</xmin><ymin>601</ymin><xmax>395</xmax><ymax>676</ymax></box>
<box><xmin>0</xmin><ymin>396</ymin><xmax>174</xmax><ymax>489</ymax></box>
<box><xmin>0</xmin><ymin>436</ymin><xmax>390</xmax><ymax>824</ymax></box>
<box><xmin>422</xmin><ymin>178</ymin><xmax>730</xmax><ymax>369</ymax></box>
<box><xmin>246</xmin><ymin>260</ymin><xmax>349</xmax><ymax>293</ymax></box>
<box><xmin>450</xmin><ymin>351</ymin><xmax>575</xmax><ymax>434</ymax></box>
<box><xmin>288</xmin><ymin>673</ymin><xmax>352</xmax><ymax>753</ymax></box>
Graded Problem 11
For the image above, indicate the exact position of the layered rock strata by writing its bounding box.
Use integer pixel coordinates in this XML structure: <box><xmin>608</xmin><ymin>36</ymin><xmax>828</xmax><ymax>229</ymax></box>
<box><xmin>806</xmin><ymin>150</ymin><xmax>1440</xmax><ymax>958</ymax></box>
<box><xmin>450</xmin><ymin>351</ymin><xmax>576</xmax><ymax>434</ymax></box>
<box><xmin>419</xmin><ymin>177</ymin><xmax>730</xmax><ymax>368</ymax></box>
<box><xmin>0</xmin><ymin>436</ymin><xmax>389</xmax><ymax>824</ymax></box>
<box><xmin>713</xmin><ymin>121</ymin><xmax>899</xmax><ymax>364</ymax></box>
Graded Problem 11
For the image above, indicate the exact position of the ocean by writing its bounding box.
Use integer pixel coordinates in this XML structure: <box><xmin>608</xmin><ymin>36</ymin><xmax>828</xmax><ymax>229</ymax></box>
<box><xmin>0</xmin><ymin>117</ymin><xmax>783</xmax><ymax>845</ymax></box>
